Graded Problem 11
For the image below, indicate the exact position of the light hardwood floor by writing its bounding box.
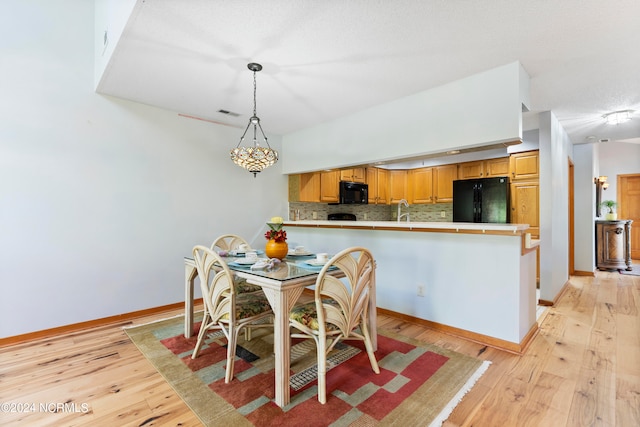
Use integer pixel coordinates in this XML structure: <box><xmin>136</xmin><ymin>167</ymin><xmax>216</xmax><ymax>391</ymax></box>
<box><xmin>0</xmin><ymin>270</ymin><xmax>638</xmax><ymax>426</ymax></box>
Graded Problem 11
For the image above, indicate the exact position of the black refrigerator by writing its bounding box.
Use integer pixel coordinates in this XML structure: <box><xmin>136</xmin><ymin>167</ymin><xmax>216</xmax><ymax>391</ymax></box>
<box><xmin>453</xmin><ymin>177</ymin><xmax>510</xmax><ymax>223</ymax></box>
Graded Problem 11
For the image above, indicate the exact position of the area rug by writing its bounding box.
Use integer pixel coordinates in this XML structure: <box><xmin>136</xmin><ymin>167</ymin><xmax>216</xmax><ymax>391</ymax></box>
<box><xmin>124</xmin><ymin>313</ymin><xmax>490</xmax><ymax>426</ymax></box>
<box><xmin>619</xmin><ymin>264</ymin><xmax>640</xmax><ymax>276</ymax></box>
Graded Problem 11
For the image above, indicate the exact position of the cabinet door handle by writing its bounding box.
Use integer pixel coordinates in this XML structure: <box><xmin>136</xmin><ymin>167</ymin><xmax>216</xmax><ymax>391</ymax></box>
<box><xmin>615</xmin><ymin>227</ymin><xmax>623</xmax><ymax>234</ymax></box>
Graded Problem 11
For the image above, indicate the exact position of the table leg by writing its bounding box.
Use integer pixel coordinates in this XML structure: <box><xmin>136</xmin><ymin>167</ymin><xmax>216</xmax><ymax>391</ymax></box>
<box><xmin>184</xmin><ymin>263</ymin><xmax>197</xmax><ymax>338</ymax></box>
<box><xmin>261</xmin><ymin>286</ymin><xmax>304</xmax><ymax>407</ymax></box>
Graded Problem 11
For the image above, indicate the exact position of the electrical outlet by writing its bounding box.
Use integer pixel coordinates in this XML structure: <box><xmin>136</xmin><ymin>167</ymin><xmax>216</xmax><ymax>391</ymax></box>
<box><xmin>417</xmin><ymin>285</ymin><xmax>425</xmax><ymax>297</ymax></box>
<box><xmin>441</xmin><ymin>211</ymin><xmax>446</xmax><ymax>218</ymax></box>
<box><xmin>364</xmin><ymin>213</ymin><xmax>368</xmax><ymax>220</ymax></box>
<box><xmin>312</xmin><ymin>211</ymin><xmax>317</xmax><ymax>220</ymax></box>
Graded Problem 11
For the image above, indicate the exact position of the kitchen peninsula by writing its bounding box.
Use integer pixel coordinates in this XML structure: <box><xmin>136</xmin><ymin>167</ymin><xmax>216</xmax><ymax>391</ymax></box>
<box><xmin>284</xmin><ymin>220</ymin><xmax>540</xmax><ymax>353</ymax></box>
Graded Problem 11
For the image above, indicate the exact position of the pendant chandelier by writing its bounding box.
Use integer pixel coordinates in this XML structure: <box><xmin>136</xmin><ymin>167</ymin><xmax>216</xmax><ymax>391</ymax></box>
<box><xmin>230</xmin><ymin>63</ymin><xmax>278</xmax><ymax>177</ymax></box>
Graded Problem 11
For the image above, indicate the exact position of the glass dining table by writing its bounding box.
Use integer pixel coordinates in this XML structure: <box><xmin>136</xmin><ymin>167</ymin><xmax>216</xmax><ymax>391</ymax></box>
<box><xmin>183</xmin><ymin>254</ymin><xmax>378</xmax><ymax>408</ymax></box>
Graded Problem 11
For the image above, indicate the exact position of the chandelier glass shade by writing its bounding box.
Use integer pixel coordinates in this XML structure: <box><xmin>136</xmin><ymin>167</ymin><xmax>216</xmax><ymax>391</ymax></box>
<box><xmin>230</xmin><ymin>63</ymin><xmax>278</xmax><ymax>177</ymax></box>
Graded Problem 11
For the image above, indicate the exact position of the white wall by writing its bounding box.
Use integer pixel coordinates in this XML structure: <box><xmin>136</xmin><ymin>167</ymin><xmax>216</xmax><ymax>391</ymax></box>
<box><xmin>281</xmin><ymin>62</ymin><xmax>527</xmax><ymax>174</ymax></box>
<box><xmin>599</xmin><ymin>141</ymin><xmax>640</xmax><ymax>202</ymax></box>
<box><xmin>0</xmin><ymin>1</ymin><xmax>286</xmax><ymax>337</ymax></box>
<box><xmin>573</xmin><ymin>143</ymin><xmax>598</xmax><ymax>272</ymax></box>
<box><xmin>538</xmin><ymin>112</ymin><xmax>572</xmax><ymax>302</ymax></box>
<box><xmin>286</xmin><ymin>226</ymin><xmax>536</xmax><ymax>344</ymax></box>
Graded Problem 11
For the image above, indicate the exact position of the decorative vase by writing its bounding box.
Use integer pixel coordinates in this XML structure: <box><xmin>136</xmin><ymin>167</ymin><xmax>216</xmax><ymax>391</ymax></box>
<box><xmin>265</xmin><ymin>239</ymin><xmax>288</xmax><ymax>260</ymax></box>
<box><xmin>605</xmin><ymin>213</ymin><xmax>617</xmax><ymax>220</ymax></box>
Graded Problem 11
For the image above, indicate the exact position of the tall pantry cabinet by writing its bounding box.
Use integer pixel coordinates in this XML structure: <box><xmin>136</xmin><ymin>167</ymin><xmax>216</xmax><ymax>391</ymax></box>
<box><xmin>510</xmin><ymin>150</ymin><xmax>540</xmax><ymax>283</ymax></box>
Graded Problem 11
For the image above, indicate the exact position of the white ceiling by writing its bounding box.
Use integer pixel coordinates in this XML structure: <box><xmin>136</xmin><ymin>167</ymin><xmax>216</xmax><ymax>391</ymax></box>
<box><xmin>98</xmin><ymin>0</ymin><xmax>640</xmax><ymax>147</ymax></box>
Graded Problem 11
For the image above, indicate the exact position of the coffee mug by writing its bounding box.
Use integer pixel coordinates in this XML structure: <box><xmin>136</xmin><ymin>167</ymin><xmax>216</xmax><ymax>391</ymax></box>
<box><xmin>245</xmin><ymin>251</ymin><xmax>258</xmax><ymax>261</ymax></box>
<box><xmin>316</xmin><ymin>253</ymin><xmax>329</xmax><ymax>263</ymax></box>
<box><xmin>238</xmin><ymin>243</ymin><xmax>250</xmax><ymax>252</ymax></box>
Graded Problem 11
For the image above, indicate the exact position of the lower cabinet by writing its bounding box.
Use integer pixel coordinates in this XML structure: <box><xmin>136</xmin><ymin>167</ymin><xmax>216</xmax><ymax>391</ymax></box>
<box><xmin>596</xmin><ymin>220</ymin><xmax>633</xmax><ymax>270</ymax></box>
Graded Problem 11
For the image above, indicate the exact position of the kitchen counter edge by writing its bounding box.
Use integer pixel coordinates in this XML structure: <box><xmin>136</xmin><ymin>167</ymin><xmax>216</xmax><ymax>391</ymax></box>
<box><xmin>284</xmin><ymin>220</ymin><xmax>531</xmax><ymax>236</ymax></box>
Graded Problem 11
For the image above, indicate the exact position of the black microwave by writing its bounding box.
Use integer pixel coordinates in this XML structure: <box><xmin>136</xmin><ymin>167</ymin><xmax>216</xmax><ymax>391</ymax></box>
<box><xmin>339</xmin><ymin>181</ymin><xmax>368</xmax><ymax>204</ymax></box>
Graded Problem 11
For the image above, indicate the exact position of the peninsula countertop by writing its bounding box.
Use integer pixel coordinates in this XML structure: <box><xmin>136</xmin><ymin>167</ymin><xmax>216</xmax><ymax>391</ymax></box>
<box><xmin>284</xmin><ymin>220</ymin><xmax>532</xmax><ymax>235</ymax></box>
<box><xmin>281</xmin><ymin>218</ymin><xmax>540</xmax><ymax>350</ymax></box>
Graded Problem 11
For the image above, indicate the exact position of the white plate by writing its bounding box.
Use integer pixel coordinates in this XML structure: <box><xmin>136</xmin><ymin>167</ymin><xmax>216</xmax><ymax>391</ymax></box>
<box><xmin>288</xmin><ymin>250</ymin><xmax>314</xmax><ymax>256</ymax></box>
<box><xmin>233</xmin><ymin>258</ymin><xmax>258</xmax><ymax>265</ymax></box>
<box><xmin>305</xmin><ymin>259</ymin><xmax>329</xmax><ymax>266</ymax></box>
<box><xmin>231</xmin><ymin>249</ymin><xmax>264</xmax><ymax>256</ymax></box>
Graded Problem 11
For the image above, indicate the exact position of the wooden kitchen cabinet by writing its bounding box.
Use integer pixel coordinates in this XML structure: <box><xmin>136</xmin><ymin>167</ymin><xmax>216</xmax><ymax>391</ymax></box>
<box><xmin>510</xmin><ymin>180</ymin><xmax>539</xmax><ymax>237</ymax></box>
<box><xmin>509</xmin><ymin>152</ymin><xmax>540</xmax><ymax>283</ymax></box>
<box><xmin>433</xmin><ymin>164</ymin><xmax>457</xmax><ymax>203</ymax></box>
<box><xmin>389</xmin><ymin>170</ymin><xmax>408</xmax><ymax>203</ymax></box>
<box><xmin>408</xmin><ymin>164</ymin><xmax>456</xmax><ymax>204</ymax></box>
<box><xmin>340</xmin><ymin>168</ymin><xmax>366</xmax><ymax>183</ymax></box>
<box><xmin>457</xmin><ymin>160</ymin><xmax>484</xmax><ymax>180</ymax></box>
<box><xmin>299</xmin><ymin>172</ymin><xmax>320</xmax><ymax>202</ymax></box>
<box><xmin>485</xmin><ymin>157</ymin><xmax>510</xmax><ymax>177</ymax></box>
<box><xmin>510</xmin><ymin>151</ymin><xmax>539</xmax><ymax>181</ymax></box>
<box><xmin>457</xmin><ymin>157</ymin><xmax>509</xmax><ymax>180</ymax></box>
<box><xmin>511</xmin><ymin>179</ymin><xmax>540</xmax><ymax>281</ymax></box>
<box><xmin>366</xmin><ymin>167</ymin><xmax>389</xmax><ymax>204</ymax></box>
<box><xmin>289</xmin><ymin>173</ymin><xmax>321</xmax><ymax>202</ymax></box>
<box><xmin>596</xmin><ymin>220</ymin><xmax>633</xmax><ymax>271</ymax></box>
<box><xmin>408</xmin><ymin>167</ymin><xmax>433</xmax><ymax>204</ymax></box>
<box><xmin>320</xmin><ymin>170</ymin><xmax>340</xmax><ymax>203</ymax></box>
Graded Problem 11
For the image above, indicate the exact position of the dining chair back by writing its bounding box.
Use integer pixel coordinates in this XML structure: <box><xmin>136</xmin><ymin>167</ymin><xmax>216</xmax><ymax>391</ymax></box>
<box><xmin>289</xmin><ymin>246</ymin><xmax>380</xmax><ymax>403</ymax></box>
<box><xmin>191</xmin><ymin>245</ymin><xmax>273</xmax><ymax>383</ymax></box>
<box><xmin>210</xmin><ymin>234</ymin><xmax>250</xmax><ymax>252</ymax></box>
<box><xmin>210</xmin><ymin>234</ymin><xmax>262</xmax><ymax>294</ymax></box>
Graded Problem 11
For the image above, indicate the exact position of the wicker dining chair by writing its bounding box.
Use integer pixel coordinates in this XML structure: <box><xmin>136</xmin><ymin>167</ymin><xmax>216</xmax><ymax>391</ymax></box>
<box><xmin>210</xmin><ymin>234</ymin><xmax>263</xmax><ymax>294</ymax></box>
<box><xmin>191</xmin><ymin>245</ymin><xmax>273</xmax><ymax>383</ymax></box>
<box><xmin>289</xmin><ymin>246</ymin><xmax>380</xmax><ymax>404</ymax></box>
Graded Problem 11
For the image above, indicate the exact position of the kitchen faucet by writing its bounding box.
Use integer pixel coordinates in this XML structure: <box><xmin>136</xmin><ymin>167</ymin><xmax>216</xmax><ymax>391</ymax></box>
<box><xmin>397</xmin><ymin>199</ymin><xmax>410</xmax><ymax>222</ymax></box>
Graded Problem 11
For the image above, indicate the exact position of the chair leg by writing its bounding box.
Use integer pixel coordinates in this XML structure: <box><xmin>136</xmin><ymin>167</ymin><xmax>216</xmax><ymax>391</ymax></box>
<box><xmin>191</xmin><ymin>317</ymin><xmax>210</xmax><ymax>359</ymax></box>
<box><xmin>224</xmin><ymin>326</ymin><xmax>240</xmax><ymax>383</ymax></box>
<box><xmin>360</xmin><ymin>320</ymin><xmax>380</xmax><ymax>374</ymax></box>
<box><xmin>317</xmin><ymin>336</ymin><xmax>328</xmax><ymax>404</ymax></box>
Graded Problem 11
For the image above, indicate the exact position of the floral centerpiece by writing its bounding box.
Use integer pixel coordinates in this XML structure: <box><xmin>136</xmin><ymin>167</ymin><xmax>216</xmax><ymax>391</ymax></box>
<box><xmin>264</xmin><ymin>216</ymin><xmax>288</xmax><ymax>259</ymax></box>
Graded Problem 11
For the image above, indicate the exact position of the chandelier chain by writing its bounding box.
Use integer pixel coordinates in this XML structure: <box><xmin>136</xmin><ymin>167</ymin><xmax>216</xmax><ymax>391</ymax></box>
<box><xmin>253</xmin><ymin>70</ymin><xmax>257</xmax><ymax>117</ymax></box>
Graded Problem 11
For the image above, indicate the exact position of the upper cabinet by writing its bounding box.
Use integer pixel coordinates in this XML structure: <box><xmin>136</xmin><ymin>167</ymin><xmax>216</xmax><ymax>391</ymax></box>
<box><xmin>320</xmin><ymin>170</ymin><xmax>340</xmax><ymax>203</ymax></box>
<box><xmin>299</xmin><ymin>172</ymin><xmax>321</xmax><ymax>202</ymax></box>
<box><xmin>408</xmin><ymin>167</ymin><xmax>433</xmax><ymax>204</ymax></box>
<box><xmin>485</xmin><ymin>157</ymin><xmax>510</xmax><ymax>177</ymax></box>
<box><xmin>409</xmin><ymin>164</ymin><xmax>456</xmax><ymax>204</ymax></box>
<box><xmin>340</xmin><ymin>168</ymin><xmax>366</xmax><ymax>183</ymax></box>
<box><xmin>509</xmin><ymin>151</ymin><xmax>539</xmax><ymax>181</ymax></box>
<box><xmin>289</xmin><ymin>173</ymin><xmax>320</xmax><ymax>202</ymax></box>
<box><xmin>389</xmin><ymin>170</ymin><xmax>408</xmax><ymax>204</ymax></box>
<box><xmin>366</xmin><ymin>167</ymin><xmax>389</xmax><ymax>204</ymax></box>
<box><xmin>457</xmin><ymin>157</ymin><xmax>509</xmax><ymax>180</ymax></box>
<box><xmin>289</xmin><ymin>170</ymin><xmax>344</xmax><ymax>203</ymax></box>
<box><xmin>288</xmin><ymin>152</ymin><xmax>537</xmax><ymax>205</ymax></box>
<box><xmin>433</xmin><ymin>164</ymin><xmax>457</xmax><ymax>203</ymax></box>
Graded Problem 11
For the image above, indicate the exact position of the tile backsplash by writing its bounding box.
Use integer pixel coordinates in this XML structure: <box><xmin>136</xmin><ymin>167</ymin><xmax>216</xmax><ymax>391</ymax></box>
<box><xmin>288</xmin><ymin>202</ymin><xmax>453</xmax><ymax>222</ymax></box>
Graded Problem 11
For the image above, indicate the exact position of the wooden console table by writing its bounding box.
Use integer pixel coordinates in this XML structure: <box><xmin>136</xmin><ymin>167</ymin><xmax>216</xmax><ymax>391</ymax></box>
<box><xmin>596</xmin><ymin>219</ymin><xmax>633</xmax><ymax>271</ymax></box>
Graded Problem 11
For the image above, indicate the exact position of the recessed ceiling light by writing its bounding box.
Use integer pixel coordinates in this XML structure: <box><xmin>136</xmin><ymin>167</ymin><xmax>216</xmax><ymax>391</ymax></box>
<box><xmin>603</xmin><ymin>110</ymin><xmax>633</xmax><ymax>125</ymax></box>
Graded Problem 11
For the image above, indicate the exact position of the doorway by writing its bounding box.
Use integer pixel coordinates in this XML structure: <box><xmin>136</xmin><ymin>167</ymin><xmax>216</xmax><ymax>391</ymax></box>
<box><xmin>568</xmin><ymin>159</ymin><xmax>574</xmax><ymax>275</ymax></box>
<box><xmin>618</xmin><ymin>174</ymin><xmax>640</xmax><ymax>260</ymax></box>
